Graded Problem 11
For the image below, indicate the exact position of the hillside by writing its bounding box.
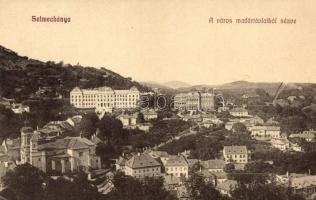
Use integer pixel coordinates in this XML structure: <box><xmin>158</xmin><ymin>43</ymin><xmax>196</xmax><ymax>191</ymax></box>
<box><xmin>0</xmin><ymin>45</ymin><xmax>150</xmax><ymax>100</ymax></box>
<box><xmin>163</xmin><ymin>81</ymin><xmax>191</xmax><ymax>89</ymax></box>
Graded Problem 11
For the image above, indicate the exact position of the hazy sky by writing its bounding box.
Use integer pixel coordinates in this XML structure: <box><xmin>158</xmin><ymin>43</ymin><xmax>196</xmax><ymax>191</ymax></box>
<box><xmin>0</xmin><ymin>0</ymin><xmax>315</xmax><ymax>85</ymax></box>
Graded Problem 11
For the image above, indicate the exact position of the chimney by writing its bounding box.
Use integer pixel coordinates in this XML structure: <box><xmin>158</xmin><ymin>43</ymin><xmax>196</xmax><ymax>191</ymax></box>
<box><xmin>286</xmin><ymin>171</ymin><xmax>289</xmax><ymax>178</ymax></box>
<box><xmin>308</xmin><ymin>169</ymin><xmax>311</xmax><ymax>175</ymax></box>
<box><xmin>137</xmin><ymin>152</ymin><xmax>140</xmax><ymax>156</ymax></box>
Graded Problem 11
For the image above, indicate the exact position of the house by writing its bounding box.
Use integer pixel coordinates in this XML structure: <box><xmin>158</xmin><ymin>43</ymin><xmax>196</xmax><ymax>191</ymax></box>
<box><xmin>225</xmin><ymin>122</ymin><xmax>236</xmax><ymax>131</ymax></box>
<box><xmin>141</xmin><ymin>109</ymin><xmax>158</xmax><ymax>121</ymax></box>
<box><xmin>136</xmin><ymin>123</ymin><xmax>153</xmax><ymax>132</ymax></box>
<box><xmin>277</xmin><ymin>174</ymin><xmax>316</xmax><ymax>199</ymax></box>
<box><xmin>20</xmin><ymin>127</ymin><xmax>101</xmax><ymax>174</ymax></box>
<box><xmin>123</xmin><ymin>153</ymin><xmax>161</xmax><ymax>179</ymax></box>
<box><xmin>186</xmin><ymin>158</ymin><xmax>199</xmax><ymax>169</ymax></box>
<box><xmin>271</xmin><ymin>137</ymin><xmax>290</xmax><ymax>151</ymax></box>
<box><xmin>223</xmin><ymin>146</ymin><xmax>250</xmax><ymax>164</ymax></box>
<box><xmin>38</xmin><ymin>120</ymin><xmax>75</xmax><ymax>138</ymax></box>
<box><xmin>164</xmin><ymin>155</ymin><xmax>189</xmax><ymax>178</ymax></box>
<box><xmin>251</xmin><ymin>125</ymin><xmax>281</xmax><ymax>140</ymax></box>
<box><xmin>200</xmin><ymin>159</ymin><xmax>226</xmax><ymax>173</ymax></box>
<box><xmin>289</xmin><ymin>130</ymin><xmax>316</xmax><ymax>142</ymax></box>
<box><xmin>265</xmin><ymin>117</ymin><xmax>280</xmax><ymax>125</ymax></box>
<box><xmin>182</xmin><ymin>114</ymin><xmax>202</xmax><ymax>122</ymax></box>
<box><xmin>229</xmin><ymin>107</ymin><xmax>248</xmax><ymax>117</ymax></box>
<box><xmin>147</xmin><ymin>150</ymin><xmax>170</xmax><ymax>164</ymax></box>
<box><xmin>162</xmin><ymin>174</ymin><xmax>182</xmax><ymax>191</ymax></box>
<box><xmin>116</xmin><ymin>113</ymin><xmax>138</xmax><ymax>127</ymax></box>
<box><xmin>11</xmin><ymin>103</ymin><xmax>30</xmax><ymax>114</ymax></box>
<box><xmin>216</xmin><ymin>180</ymin><xmax>238</xmax><ymax>197</ymax></box>
<box><xmin>66</xmin><ymin>115</ymin><xmax>82</xmax><ymax>128</ymax></box>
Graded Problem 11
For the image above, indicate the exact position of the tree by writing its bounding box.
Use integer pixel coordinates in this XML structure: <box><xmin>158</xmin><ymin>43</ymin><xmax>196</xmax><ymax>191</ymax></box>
<box><xmin>231</xmin><ymin>123</ymin><xmax>247</xmax><ymax>134</ymax></box>
<box><xmin>106</xmin><ymin>172</ymin><xmax>176</xmax><ymax>200</ymax></box>
<box><xmin>231</xmin><ymin>180</ymin><xmax>304</xmax><ymax>200</ymax></box>
<box><xmin>2</xmin><ymin>163</ymin><xmax>47</xmax><ymax>200</ymax></box>
<box><xmin>79</xmin><ymin>112</ymin><xmax>99</xmax><ymax>138</ymax></box>
<box><xmin>137</xmin><ymin>112</ymin><xmax>145</xmax><ymax>123</ymax></box>
<box><xmin>96</xmin><ymin>115</ymin><xmax>123</xmax><ymax>143</ymax></box>
<box><xmin>0</xmin><ymin>105</ymin><xmax>15</xmax><ymax>141</ymax></box>
<box><xmin>185</xmin><ymin>172</ymin><xmax>224</xmax><ymax>200</ymax></box>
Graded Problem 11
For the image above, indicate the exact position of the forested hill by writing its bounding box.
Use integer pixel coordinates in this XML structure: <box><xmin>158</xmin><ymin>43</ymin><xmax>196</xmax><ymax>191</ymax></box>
<box><xmin>0</xmin><ymin>45</ymin><xmax>150</xmax><ymax>100</ymax></box>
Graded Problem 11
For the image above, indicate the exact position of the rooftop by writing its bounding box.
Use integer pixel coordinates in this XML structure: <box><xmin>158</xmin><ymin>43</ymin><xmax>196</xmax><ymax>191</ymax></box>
<box><xmin>230</xmin><ymin>107</ymin><xmax>248</xmax><ymax>113</ymax></box>
<box><xmin>165</xmin><ymin>155</ymin><xmax>188</xmax><ymax>167</ymax></box>
<box><xmin>290</xmin><ymin>175</ymin><xmax>316</xmax><ymax>189</ymax></box>
<box><xmin>223</xmin><ymin>146</ymin><xmax>248</xmax><ymax>155</ymax></box>
<box><xmin>38</xmin><ymin>137</ymin><xmax>95</xmax><ymax>150</ymax></box>
<box><xmin>200</xmin><ymin>159</ymin><xmax>226</xmax><ymax>169</ymax></box>
<box><xmin>125</xmin><ymin>153</ymin><xmax>161</xmax><ymax>169</ymax></box>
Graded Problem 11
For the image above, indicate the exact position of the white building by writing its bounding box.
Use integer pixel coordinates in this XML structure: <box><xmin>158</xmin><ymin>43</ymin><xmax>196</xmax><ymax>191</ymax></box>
<box><xmin>229</xmin><ymin>107</ymin><xmax>248</xmax><ymax>117</ymax></box>
<box><xmin>223</xmin><ymin>146</ymin><xmax>250</xmax><ymax>164</ymax></box>
<box><xmin>141</xmin><ymin>109</ymin><xmax>158</xmax><ymax>121</ymax></box>
<box><xmin>251</xmin><ymin>126</ymin><xmax>281</xmax><ymax>139</ymax></box>
<box><xmin>121</xmin><ymin>153</ymin><xmax>161</xmax><ymax>179</ymax></box>
<box><xmin>174</xmin><ymin>92</ymin><xmax>214</xmax><ymax>111</ymax></box>
<box><xmin>289</xmin><ymin>130</ymin><xmax>316</xmax><ymax>142</ymax></box>
<box><xmin>200</xmin><ymin>159</ymin><xmax>226</xmax><ymax>173</ymax></box>
<box><xmin>164</xmin><ymin>155</ymin><xmax>189</xmax><ymax>178</ymax></box>
<box><xmin>70</xmin><ymin>86</ymin><xmax>140</xmax><ymax>109</ymax></box>
<box><xmin>271</xmin><ymin>137</ymin><xmax>290</xmax><ymax>151</ymax></box>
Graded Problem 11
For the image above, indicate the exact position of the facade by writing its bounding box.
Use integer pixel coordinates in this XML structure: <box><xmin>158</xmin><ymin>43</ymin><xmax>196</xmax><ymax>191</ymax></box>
<box><xmin>20</xmin><ymin>128</ymin><xmax>101</xmax><ymax>173</ymax></box>
<box><xmin>278</xmin><ymin>174</ymin><xmax>316</xmax><ymax>198</ymax></box>
<box><xmin>11</xmin><ymin>103</ymin><xmax>30</xmax><ymax>114</ymax></box>
<box><xmin>117</xmin><ymin>113</ymin><xmax>138</xmax><ymax>126</ymax></box>
<box><xmin>141</xmin><ymin>109</ymin><xmax>158</xmax><ymax>121</ymax></box>
<box><xmin>174</xmin><ymin>92</ymin><xmax>214</xmax><ymax>111</ymax></box>
<box><xmin>271</xmin><ymin>137</ymin><xmax>290</xmax><ymax>151</ymax></box>
<box><xmin>251</xmin><ymin>125</ymin><xmax>281</xmax><ymax>139</ymax></box>
<box><xmin>223</xmin><ymin>146</ymin><xmax>250</xmax><ymax>164</ymax></box>
<box><xmin>200</xmin><ymin>159</ymin><xmax>226</xmax><ymax>173</ymax></box>
<box><xmin>123</xmin><ymin>153</ymin><xmax>161</xmax><ymax>179</ymax></box>
<box><xmin>200</xmin><ymin>93</ymin><xmax>215</xmax><ymax>111</ymax></box>
<box><xmin>164</xmin><ymin>155</ymin><xmax>189</xmax><ymax>178</ymax></box>
<box><xmin>70</xmin><ymin>86</ymin><xmax>140</xmax><ymax>109</ymax></box>
<box><xmin>289</xmin><ymin>130</ymin><xmax>316</xmax><ymax>142</ymax></box>
<box><xmin>229</xmin><ymin>107</ymin><xmax>248</xmax><ymax>117</ymax></box>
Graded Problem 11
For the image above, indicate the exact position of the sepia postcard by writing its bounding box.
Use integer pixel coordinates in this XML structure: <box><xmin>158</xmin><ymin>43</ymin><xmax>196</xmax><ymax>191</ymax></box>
<box><xmin>0</xmin><ymin>0</ymin><xmax>315</xmax><ymax>200</ymax></box>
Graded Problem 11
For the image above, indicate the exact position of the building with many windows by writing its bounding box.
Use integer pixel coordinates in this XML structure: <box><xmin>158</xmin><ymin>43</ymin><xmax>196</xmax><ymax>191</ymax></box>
<box><xmin>251</xmin><ymin>125</ymin><xmax>281</xmax><ymax>139</ymax></box>
<box><xmin>70</xmin><ymin>86</ymin><xmax>140</xmax><ymax>109</ymax></box>
<box><xmin>229</xmin><ymin>107</ymin><xmax>249</xmax><ymax>117</ymax></box>
<box><xmin>118</xmin><ymin>153</ymin><xmax>161</xmax><ymax>179</ymax></box>
<box><xmin>223</xmin><ymin>146</ymin><xmax>250</xmax><ymax>164</ymax></box>
<box><xmin>20</xmin><ymin>127</ymin><xmax>101</xmax><ymax>173</ymax></box>
<box><xmin>163</xmin><ymin>155</ymin><xmax>189</xmax><ymax>178</ymax></box>
<box><xmin>174</xmin><ymin>92</ymin><xmax>214</xmax><ymax>111</ymax></box>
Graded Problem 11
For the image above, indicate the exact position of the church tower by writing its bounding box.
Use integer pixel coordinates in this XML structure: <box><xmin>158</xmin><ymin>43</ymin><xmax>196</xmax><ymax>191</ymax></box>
<box><xmin>20</xmin><ymin>127</ymin><xmax>34</xmax><ymax>164</ymax></box>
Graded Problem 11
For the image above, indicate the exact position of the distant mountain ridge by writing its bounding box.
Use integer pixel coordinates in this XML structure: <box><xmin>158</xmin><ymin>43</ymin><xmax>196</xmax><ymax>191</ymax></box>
<box><xmin>143</xmin><ymin>79</ymin><xmax>315</xmax><ymax>96</ymax></box>
<box><xmin>163</xmin><ymin>81</ymin><xmax>191</xmax><ymax>89</ymax></box>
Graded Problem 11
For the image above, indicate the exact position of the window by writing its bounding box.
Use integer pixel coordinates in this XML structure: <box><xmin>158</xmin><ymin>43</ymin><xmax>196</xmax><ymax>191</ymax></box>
<box><xmin>79</xmin><ymin>152</ymin><xmax>83</xmax><ymax>157</ymax></box>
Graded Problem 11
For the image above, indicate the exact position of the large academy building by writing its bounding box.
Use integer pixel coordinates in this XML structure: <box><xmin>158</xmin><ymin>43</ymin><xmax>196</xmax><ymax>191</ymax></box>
<box><xmin>70</xmin><ymin>86</ymin><xmax>140</xmax><ymax>109</ymax></box>
<box><xmin>174</xmin><ymin>92</ymin><xmax>215</xmax><ymax>111</ymax></box>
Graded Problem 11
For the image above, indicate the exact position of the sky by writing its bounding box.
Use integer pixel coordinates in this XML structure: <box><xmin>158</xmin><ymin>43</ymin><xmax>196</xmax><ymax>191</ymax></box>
<box><xmin>0</xmin><ymin>0</ymin><xmax>315</xmax><ymax>85</ymax></box>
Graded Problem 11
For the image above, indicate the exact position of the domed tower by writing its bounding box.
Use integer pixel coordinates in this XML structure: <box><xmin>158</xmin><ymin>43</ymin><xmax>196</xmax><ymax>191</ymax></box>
<box><xmin>20</xmin><ymin>127</ymin><xmax>34</xmax><ymax>164</ymax></box>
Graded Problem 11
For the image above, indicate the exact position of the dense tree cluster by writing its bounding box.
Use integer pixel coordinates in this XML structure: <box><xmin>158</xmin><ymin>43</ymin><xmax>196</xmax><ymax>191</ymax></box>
<box><xmin>1</xmin><ymin>164</ymin><xmax>99</xmax><ymax>200</ymax></box>
<box><xmin>106</xmin><ymin>172</ymin><xmax>176</xmax><ymax>200</ymax></box>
